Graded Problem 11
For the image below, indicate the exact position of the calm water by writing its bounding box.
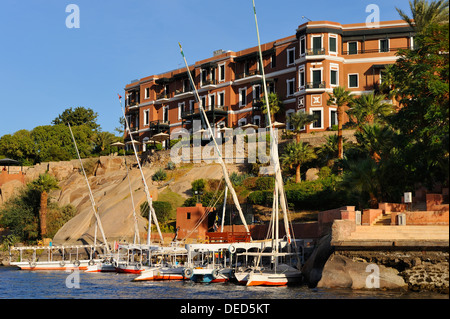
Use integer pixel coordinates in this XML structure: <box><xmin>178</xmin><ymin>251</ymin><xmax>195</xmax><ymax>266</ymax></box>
<box><xmin>0</xmin><ymin>267</ymin><xmax>446</xmax><ymax>300</ymax></box>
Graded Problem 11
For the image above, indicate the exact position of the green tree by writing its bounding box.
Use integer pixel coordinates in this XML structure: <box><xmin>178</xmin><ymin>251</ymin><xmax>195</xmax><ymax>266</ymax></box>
<box><xmin>52</xmin><ymin>107</ymin><xmax>100</xmax><ymax>131</ymax></box>
<box><xmin>288</xmin><ymin>111</ymin><xmax>315</xmax><ymax>143</ymax></box>
<box><xmin>347</xmin><ymin>93</ymin><xmax>393</xmax><ymax>127</ymax></box>
<box><xmin>396</xmin><ymin>0</ymin><xmax>449</xmax><ymax>32</ymax></box>
<box><xmin>327</xmin><ymin>86</ymin><xmax>354</xmax><ymax>159</ymax></box>
<box><xmin>29</xmin><ymin>173</ymin><xmax>60</xmax><ymax>237</ymax></box>
<box><xmin>261</xmin><ymin>92</ymin><xmax>283</xmax><ymax>123</ymax></box>
<box><xmin>281</xmin><ymin>141</ymin><xmax>317</xmax><ymax>183</ymax></box>
<box><xmin>191</xmin><ymin>179</ymin><xmax>206</xmax><ymax>193</ymax></box>
<box><xmin>389</xmin><ymin>22</ymin><xmax>449</xmax><ymax>187</ymax></box>
<box><xmin>0</xmin><ymin>130</ymin><xmax>36</xmax><ymax>165</ymax></box>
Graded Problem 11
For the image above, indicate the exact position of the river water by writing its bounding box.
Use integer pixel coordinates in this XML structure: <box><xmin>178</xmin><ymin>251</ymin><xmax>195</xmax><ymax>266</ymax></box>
<box><xmin>0</xmin><ymin>267</ymin><xmax>446</xmax><ymax>299</ymax></box>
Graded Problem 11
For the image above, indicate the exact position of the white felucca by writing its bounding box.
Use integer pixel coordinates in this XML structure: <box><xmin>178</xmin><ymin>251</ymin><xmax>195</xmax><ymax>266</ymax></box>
<box><xmin>234</xmin><ymin>0</ymin><xmax>303</xmax><ymax>287</ymax></box>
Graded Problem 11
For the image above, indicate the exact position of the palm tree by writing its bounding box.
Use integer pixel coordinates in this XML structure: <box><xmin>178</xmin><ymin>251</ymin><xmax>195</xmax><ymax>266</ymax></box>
<box><xmin>396</xmin><ymin>0</ymin><xmax>449</xmax><ymax>33</ymax></box>
<box><xmin>288</xmin><ymin>111</ymin><xmax>316</xmax><ymax>143</ymax></box>
<box><xmin>347</xmin><ymin>93</ymin><xmax>394</xmax><ymax>127</ymax></box>
<box><xmin>342</xmin><ymin>157</ymin><xmax>382</xmax><ymax>209</ymax></box>
<box><xmin>317</xmin><ymin>134</ymin><xmax>348</xmax><ymax>167</ymax></box>
<box><xmin>29</xmin><ymin>173</ymin><xmax>60</xmax><ymax>238</ymax></box>
<box><xmin>261</xmin><ymin>92</ymin><xmax>283</xmax><ymax>123</ymax></box>
<box><xmin>281</xmin><ymin>141</ymin><xmax>317</xmax><ymax>183</ymax></box>
<box><xmin>327</xmin><ymin>86</ymin><xmax>354</xmax><ymax>159</ymax></box>
<box><xmin>355</xmin><ymin>124</ymin><xmax>396</xmax><ymax>163</ymax></box>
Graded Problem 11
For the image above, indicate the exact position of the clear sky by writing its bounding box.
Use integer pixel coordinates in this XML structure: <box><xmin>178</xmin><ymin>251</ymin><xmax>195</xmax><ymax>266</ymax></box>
<box><xmin>0</xmin><ymin>0</ymin><xmax>411</xmax><ymax>138</ymax></box>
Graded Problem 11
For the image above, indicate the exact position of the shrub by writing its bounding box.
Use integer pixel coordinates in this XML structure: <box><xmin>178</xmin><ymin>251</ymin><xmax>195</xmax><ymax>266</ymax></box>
<box><xmin>191</xmin><ymin>179</ymin><xmax>206</xmax><ymax>193</ymax></box>
<box><xmin>167</xmin><ymin>161</ymin><xmax>176</xmax><ymax>170</ymax></box>
<box><xmin>255</xmin><ymin>176</ymin><xmax>275</xmax><ymax>191</ymax></box>
<box><xmin>152</xmin><ymin>168</ymin><xmax>167</xmax><ymax>181</ymax></box>
<box><xmin>140</xmin><ymin>201</ymin><xmax>172</xmax><ymax>223</ymax></box>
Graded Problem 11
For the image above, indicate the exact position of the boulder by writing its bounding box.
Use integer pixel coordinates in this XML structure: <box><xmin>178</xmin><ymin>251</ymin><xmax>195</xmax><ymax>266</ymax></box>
<box><xmin>305</xmin><ymin>168</ymin><xmax>319</xmax><ymax>181</ymax></box>
<box><xmin>301</xmin><ymin>233</ymin><xmax>334</xmax><ymax>288</ymax></box>
<box><xmin>0</xmin><ymin>179</ymin><xmax>25</xmax><ymax>205</ymax></box>
<box><xmin>317</xmin><ymin>254</ymin><xmax>407</xmax><ymax>290</ymax></box>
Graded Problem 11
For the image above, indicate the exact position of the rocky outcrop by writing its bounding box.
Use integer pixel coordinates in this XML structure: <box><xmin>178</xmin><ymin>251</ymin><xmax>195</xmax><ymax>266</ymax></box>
<box><xmin>317</xmin><ymin>254</ymin><xmax>407</xmax><ymax>290</ymax></box>
<box><xmin>301</xmin><ymin>233</ymin><xmax>334</xmax><ymax>288</ymax></box>
<box><xmin>401</xmin><ymin>262</ymin><xmax>449</xmax><ymax>294</ymax></box>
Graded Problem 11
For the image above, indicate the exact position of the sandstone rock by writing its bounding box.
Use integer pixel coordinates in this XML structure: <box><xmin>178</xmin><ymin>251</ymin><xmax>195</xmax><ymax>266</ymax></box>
<box><xmin>317</xmin><ymin>254</ymin><xmax>407</xmax><ymax>290</ymax></box>
<box><xmin>0</xmin><ymin>179</ymin><xmax>25</xmax><ymax>205</ymax></box>
<box><xmin>305</xmin><ymin>168</ymin><xmax>319</xmax><ymax>181</ymax></box>
<box><xmin>301</xmin><ymin>233</ymin><xmax>334</xmax><ymax>288</ymax></box>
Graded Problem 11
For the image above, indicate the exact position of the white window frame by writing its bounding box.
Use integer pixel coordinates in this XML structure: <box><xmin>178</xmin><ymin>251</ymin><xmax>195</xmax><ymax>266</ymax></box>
<box><xmin>329</xmin><ymin>107</ymin><xmax>337</xmax><ymax>129</ymax></box>
<box><xmin>238</xmin><ymin>117</ymin><xmax>247</xmax><ymax>127</ymax></box>
<box><xmin>143</xmin><ymin>109</ymin><xmax>149</xmax><ymax>126</ymax></box>
<box><xmin>286</xmin><ymin>109</ymin><xmax>295</xmax><ymax>131</ymax></box>
<box><xmin>347</xmin><ymin>41</ymin><xmax>359</xmax><ymax>55</ymax></box>
<box><xmin>162</xmin><ymin>106</ymin><xmax>168</xmax><ymax>123</ymax></box>
<box><xmin>218</xmin><ymin>63</ymin><xmax>225</xmax><ymax>82</ymax></box>
<box><xmin>330</xmin><ymin>63</ymin><xmax>339</xmax><ymax>87</ymax></box>
<box><xmin>200</xmin><ymin>69</ymin><xmax>208</xmax><ymax>87</ymax></box>
<box><xmin>189</xmin><ymin>100</ymin><xmax>195</xmax><ymax>112</ymax></box>
<box><xmin>348</xmin><ymin>73</ymin><xmax>359</xmax><ymax>88</ymax></box>
<box><xmin>218</xmin><ymin>91</ymin><xmax>225</xmax><ymax>107</ymax></box>
<box><xmin>311</xmin><ymin>35</ymin><xmax>324</xmax><ymax>51</ymax></box>
<box><xmin>310</xmin><ymin>67</ymin><xmax>323</xmax><ymax>86</ymax></box>
<box><xmin>286</xmin><ymin>78</ymin><xmax>295</xmax><ymax>97</ymax></box>
<box><xmin>379</xmin><ymin>38</ymin><xmax>390</xmax><ymax>53</ymax></box>
<box><xmin>309</xmin><ymin>107</ymin><xmax>324</xmax><ymax>130</ymax></box>
<box><xmin>287</xmin><ymin>47</ymin><xmax>296</xmax><ymax>66</ymax></box>
<box><xmin>178</xmin><ymin>102</ymin><xmax>185</xmax><ymax>120</ymax></box>
<box><xmin>208</xmin><ymin>93</ymin><xmax>216</xmax><ymax>110</ymax></box>
<box><xmin>329</xmin><ymin>34</ymin><xmax>338</xmax><ymax>55</ymax></box>
<box><xmin>239</xmin><ymin>87</ymin><xmax>247</xmax><ymax>107</ymax></box>
<box><xmin>252</xmin><ymin>84</ymin><xmax>261</xmax><ymax>100</ymax></box>
<box><xmin>145</xmin><ymin>87</ymin><xmax>150</xmax><ymax>99</ymax></box>
<box><xmin>253</xmin><ymin>115</ymin><xmax>261</xmax><ymax>127</ymax></box>
<box><xmin>299</xmin><ymin>36</ymin><xmax>306</xmax><ymax>57</ymax></box>
<box><xmin>298</xmin><ymin>66</ymin><xmax>306</xmax><ymax>90</ymax></box>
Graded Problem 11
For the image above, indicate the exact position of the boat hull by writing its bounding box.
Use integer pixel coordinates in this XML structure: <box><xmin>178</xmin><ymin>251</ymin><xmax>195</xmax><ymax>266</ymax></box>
<box><xmin>246</xmin><ymin>272</ymin><xmax>302</xmax><ymax>286</ymax></box>
<box><xmin>134</xmin><ymin>267</ymin><xmax>187</xmax><ymax>281</ymax></box>
<box><xmin>11</xmin><ymin>260</ymin><xmax>96</xmax><ymax>271</ymax></box>
<box><xmin>189</xmin><ymin>268</ymin><xmax>232</xmax><ymax>283</ymax></box>
<box><xmin>85</xmin><ymin>262</ymin><xmax>116</xmax><ymax>273</ymax></box>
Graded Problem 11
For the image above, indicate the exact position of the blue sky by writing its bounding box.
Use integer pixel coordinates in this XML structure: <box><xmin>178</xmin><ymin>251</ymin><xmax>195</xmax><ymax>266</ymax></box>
<box><xmin>0</xmin><ymin>0</ymin><xmax>411</xmax><ymax>137</ymax></box>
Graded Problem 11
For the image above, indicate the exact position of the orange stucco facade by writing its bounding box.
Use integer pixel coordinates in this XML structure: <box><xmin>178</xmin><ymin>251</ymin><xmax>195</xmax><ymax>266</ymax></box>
<box><xmin>124</xmin><ymin>19</ymin><xmax>414</xmax><ymax>150</ymax></box>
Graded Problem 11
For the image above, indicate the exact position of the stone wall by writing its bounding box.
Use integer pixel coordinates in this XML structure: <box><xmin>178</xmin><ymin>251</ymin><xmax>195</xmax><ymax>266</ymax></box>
<box><xmin>391</xmin><ymin>211</ymin><xmax>449</xmax><ymax>225</ymax></box>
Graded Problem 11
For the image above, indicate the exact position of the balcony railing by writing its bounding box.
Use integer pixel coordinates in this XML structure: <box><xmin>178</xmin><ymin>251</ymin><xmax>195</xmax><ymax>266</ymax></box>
<box><xmin>236</xmin><ymin>69</ymin><xmax>261</xmax><ymax>80</ymax></box>
<box><xmin>306</xmin><ymin>48</ymin><xmax>326</xmax><ymax>56</ymax></box>
<box><xmin>306</xmin><ymin>81</ymin><xmax>326</xmax><ymax>89</ymax></box>
<box><xmin>182</xmin><ymin>105</ymin><xmax>228</xmax><ymax>118</ymax></box>
<box><xmin>175</xmin><ymin>88</ymin><xmax>193</xmax><ymax>96</ymax></box>
<box><xmin>156</xmin><ymin>93</ymin><xmax>169</xmax><ymax>100</ymax></box>
<box><xmin>201</xmin><ymin>79</ymin><xmax>217</xmax><ymax>87</ymax></box>
<box><xmin>343</xmin><ymin>47</ymin><xmax>410</xmax><ymax>55</ymax></box>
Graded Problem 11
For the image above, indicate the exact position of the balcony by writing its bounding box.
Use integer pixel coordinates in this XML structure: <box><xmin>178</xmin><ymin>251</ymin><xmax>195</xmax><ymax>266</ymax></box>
<box><xmin>306</xmin><ymin>48</ymin><xmax>326</xmax><ymax>56</ymax></box>
<box><xmin>306</xmin><ymin>81</ymin><xmax>326</xmax><ymax>90</ymax></box>
<box><xmin>181</xmin><ymin>105</ymin><xmax>228</xmax><ymax>119</ymax></box>
<box><xmin>155</xmin><ymin>93</ymin><xmax>170</xmax><ymax>104</ymax></box>
<box><xmin>234</xmin><ymin>69</ymin><xmax>263</xmax><ymax>85</ymax></box>
<box><xmin>343</xmin><ymin>47</ymin><xmax>409</xmax><ymax>55</ymax></box>
<box><xmin>201</xmin><ymin>79</ymin><xmax>217</xmax><ymax>90</ymax></box>
<box><xmin>175</xmin><ymin>88</ymin><xmax>194</xmax><ymax>97</ymax></box>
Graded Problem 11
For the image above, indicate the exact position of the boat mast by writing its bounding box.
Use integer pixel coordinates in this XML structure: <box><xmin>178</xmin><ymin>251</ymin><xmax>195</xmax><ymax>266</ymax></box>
<box><xmin>68</xmin><ymin>124</ymin><xmax>110</xmax><ymax>255</ymax></box>
<box><xmin>119</xmin><ymin>101</ymin><xmax>164</xmax><ymax>245</ymax></box>
<box><xmin>178</xmin><ymin>43</ymin><xmax>251</xmax><ymax>237</ymax></box>
<box><xmin>252</xmin><ymin>0</ymin><xmax>292</xmax><ymax>244</ymax></box>
<box><xmin>220</xmin><ymin>185</ymin><xmax>228</xmax><ymax>232</ymax></box>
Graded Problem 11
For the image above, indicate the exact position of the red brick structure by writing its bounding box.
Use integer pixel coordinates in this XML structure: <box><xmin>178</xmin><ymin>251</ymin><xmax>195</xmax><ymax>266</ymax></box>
<box><xmin>176</xmin><ymin>203</ymin><xmax>215</xmax><ymax>240</ymax></box>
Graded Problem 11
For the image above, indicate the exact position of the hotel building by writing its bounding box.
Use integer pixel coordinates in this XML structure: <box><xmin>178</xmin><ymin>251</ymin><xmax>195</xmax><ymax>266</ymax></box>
<box><xmin>123</xmin><ymin>19</ymin><xmax>414</xmax><ymax>149</ymax></box>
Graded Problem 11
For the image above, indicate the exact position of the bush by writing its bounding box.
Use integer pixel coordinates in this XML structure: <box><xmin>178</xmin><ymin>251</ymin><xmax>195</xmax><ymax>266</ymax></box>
<box><xmin>152</xmin><ymin>168</ymin><xmax>167</xmax><ymax>181</ymax></box>
<box><xmin>191</xmin><ymin>179</ymin><xmax>206</xmax><ymax>193</ymax></box>
<box><xmin>140</xmin><ymin>201</ymin><xmax>172</xmax><ymax>223</ymax></box>
<box><xmin>167</xmin><ymin>161</ymin><xmax>176</xmax><ymax>170</ymax></box>
<box><xmin>255</xmin><ymin>176</ymin><xmax>275</xmax><ymax>191</ymax></box>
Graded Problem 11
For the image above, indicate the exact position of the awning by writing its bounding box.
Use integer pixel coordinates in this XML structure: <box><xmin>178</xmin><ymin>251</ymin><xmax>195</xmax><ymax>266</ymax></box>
<box><xmin>0</xmin><ymin>158</ymin><xmax>21</xmax><ymax>166</ymax></box>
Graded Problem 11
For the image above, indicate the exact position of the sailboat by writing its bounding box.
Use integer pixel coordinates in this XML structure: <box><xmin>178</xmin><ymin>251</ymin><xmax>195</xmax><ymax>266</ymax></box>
<box><xmin>233</xmin><ymin>0</ymin><xmax>303</xmax><ymax>286</ymax></box>
<box><xmin>176</xmin><ymin>43</ymin><xmax>262</xmax><ymax>283</ymax></box>
<box><xmin>10</xmin><ymin>124</ymin><xmax>111</xmax><ymax>271</ymax></box>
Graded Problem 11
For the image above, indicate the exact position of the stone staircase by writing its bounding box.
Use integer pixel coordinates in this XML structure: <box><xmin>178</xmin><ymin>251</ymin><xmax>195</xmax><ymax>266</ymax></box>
<box><xmin>373</xmin><ymin>212</ymin><xmax>392</xmax><ymax>226</ymax></box>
